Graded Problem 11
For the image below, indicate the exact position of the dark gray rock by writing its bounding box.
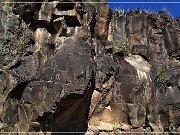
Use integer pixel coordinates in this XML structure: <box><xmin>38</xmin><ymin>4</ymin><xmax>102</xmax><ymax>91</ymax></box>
<box><xmin>0</xmin><ymin>1</ymin><xmax>180</xmax><ymax>134</ymax></box>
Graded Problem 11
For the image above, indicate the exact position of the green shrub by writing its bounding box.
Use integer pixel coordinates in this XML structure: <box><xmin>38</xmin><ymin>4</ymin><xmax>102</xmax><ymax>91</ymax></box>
<box><xmin>156</xmin><ymin>68</ymin><xmax>167</xmax><ymax>83</ymax></box>
<box><xmin>113</xmin><ymin>37</ymin><xmax>131</xmax><ymax>55</ymax></box>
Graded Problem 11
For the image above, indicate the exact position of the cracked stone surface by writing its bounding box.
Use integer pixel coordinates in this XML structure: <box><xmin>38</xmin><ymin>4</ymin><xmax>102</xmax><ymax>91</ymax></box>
<box><xmin>0</xmin><ymin>0</ymin><xmax>180</xmax><ymax>134</ymax></box>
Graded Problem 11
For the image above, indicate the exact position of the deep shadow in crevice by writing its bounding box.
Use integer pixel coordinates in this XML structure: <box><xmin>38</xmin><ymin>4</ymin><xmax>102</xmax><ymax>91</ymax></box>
<box><xmin>138</xmin><ymin>54</ymin><xmax>150</xmax><ymax>62</ymax></box>
<box><xmin>51</xmin><ymin>94</ymin><xmax>92</xmax><ymax>134</ymax></box>
<box><xmin>8</xmin><ymin>80</ymin><xmax>29</xmax><ymax>100</ymax></box>
<box><xmin>29</xmin><ymin>38</ymin><xmax>35</xmax><ymax>45</ymax></box>
<box><xmin>9</xmin><ymin>60</ymin><xmax>22</xmax><ymax>70</ymax></box>
<box><xmin>113</xmin><ymin>51</ymin><xmax>125</xmax><ymax>62</ymax></box>
<box><xmin>28</xmin><ymin>19</ymin><xmax>63</xmax><ymax>35</ymax></box>
<box><xmin>24</xmin><ymin>51</ymin><xmax>34</xmax><ymax>57</ymax></box>
<box><xmin>56</xmin><ymin>2</ymin><xmax>75</xmax><ymax>11</ymax></box>
<box><xmin>37</xmin><ymin>112</ymin><xmax>54</xmax><ymax>132</ymax></box>
<box><xmin>165</xmin><ymin>80</ymin><xmax>173</xmax><ymax>87</ymax></box>
<box><xmin>106</xmin><ymin>48</ymin><xmax>113</xmax><ymax>54</ymax></box>
<box><xmin>89</xmin><ymin>9</ymin><xmax>96</xmax><ymax>38</ymax></box>
<box><xmin>64</xmin><ymin>16</ymin><xmax>81</xmax><ymax>27</ymax></box>
<box><xmin>116</xmin><ymin>51</ymin><xmax>125</xmax><ymax>57</ymax></box>
<box><xmin>50</xmin><ymin>72</ymin><xmax>95</xmax><ymax>134</ymax></box>
<box><xmin>0</xmin><ymin>71</ymin><xmax>3</xmax><ymax>75</ymax></box>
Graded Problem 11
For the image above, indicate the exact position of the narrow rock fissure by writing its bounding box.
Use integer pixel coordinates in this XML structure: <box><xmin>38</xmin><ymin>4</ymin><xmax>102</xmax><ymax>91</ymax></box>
<box><xmin>8</xmin><ymin>80</ymin><xmax>29</xmax><ymax>100</ymax></box>
<box><xmin>9</xmin><ymin>60</ymin><xmax>22</xmax><ymax>70</ymax></box>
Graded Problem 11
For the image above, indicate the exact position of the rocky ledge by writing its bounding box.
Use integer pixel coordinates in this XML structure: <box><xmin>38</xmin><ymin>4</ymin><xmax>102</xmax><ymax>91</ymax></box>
<box><xmin>0</xmin><ymin>0</ymin><xmax>180</xmax><ymax>134</ymax></box>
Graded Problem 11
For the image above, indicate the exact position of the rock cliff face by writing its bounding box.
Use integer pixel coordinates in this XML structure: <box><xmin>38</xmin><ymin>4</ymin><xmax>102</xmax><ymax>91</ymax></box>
<box><xmin>0</xmin><ymin>0</ymin><xmax>180</xmax><ymax>134</ymax></box>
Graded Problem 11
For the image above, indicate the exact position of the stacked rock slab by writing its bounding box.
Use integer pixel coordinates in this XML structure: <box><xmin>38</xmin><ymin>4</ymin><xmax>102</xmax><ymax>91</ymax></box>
<box><xmin>0</xmin><ymin>0</ymin><xmax>179</xmax><ymax>134</ymax></box>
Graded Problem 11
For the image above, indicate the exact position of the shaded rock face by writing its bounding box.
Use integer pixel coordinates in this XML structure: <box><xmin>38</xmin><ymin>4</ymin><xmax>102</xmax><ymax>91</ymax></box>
<box><xmin>0</xmin><ymin>1</ymin><xmax>180</xmax><ymax>134</ymax></box>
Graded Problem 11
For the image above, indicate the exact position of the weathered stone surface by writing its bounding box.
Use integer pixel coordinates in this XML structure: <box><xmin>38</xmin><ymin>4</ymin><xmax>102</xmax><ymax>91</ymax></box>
<box><xmin>0</xmin><ymin>10</ymin><xmax>33</xmax><ymax>70</ymax></box>
<box><xmin>21</xmin><ymin>37</ymin><xmax>93</xmax><ymax>132</ymax></box>
<box><xmin>163</xmin><ymin>25</ymin><xmax>180</xmax><ymax>56</ymax></box>
<box><xmin>0</xmin><ymin>0</ymin><xmax>180</xmax><ymax>134</ymax></box>
<box><xmin>96</xmin><ymin>3</ymin><xmax>112</xmax><ymax>40</ymax></box>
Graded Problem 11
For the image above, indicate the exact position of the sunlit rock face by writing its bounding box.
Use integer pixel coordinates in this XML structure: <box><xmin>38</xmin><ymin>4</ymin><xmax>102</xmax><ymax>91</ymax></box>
<box><xmin>0</xmin><ymin>0</ymin><xmax>180</xmax><ymax>134</ymax></box>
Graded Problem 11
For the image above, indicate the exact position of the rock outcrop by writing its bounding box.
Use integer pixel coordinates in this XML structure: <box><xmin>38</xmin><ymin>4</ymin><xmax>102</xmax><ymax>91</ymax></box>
<box><xmin>0</xmin><ymin>0</ymin><xmax>180</xmax><ymax>134</ymax></box>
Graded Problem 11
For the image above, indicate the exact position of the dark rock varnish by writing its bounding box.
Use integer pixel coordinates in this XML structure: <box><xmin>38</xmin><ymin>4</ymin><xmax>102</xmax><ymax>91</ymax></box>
<box><xmin>0</xmin><ymin>0</ymin><xmax>179</xmax><ymax>134</ymax></box>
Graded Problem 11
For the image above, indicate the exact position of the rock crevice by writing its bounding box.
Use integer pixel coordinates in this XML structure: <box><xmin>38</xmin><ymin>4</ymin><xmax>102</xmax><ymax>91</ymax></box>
<box><xmin>0</xmin><ymin>0</ymin><xmax>180</xmax><ymax>134</ymax></box>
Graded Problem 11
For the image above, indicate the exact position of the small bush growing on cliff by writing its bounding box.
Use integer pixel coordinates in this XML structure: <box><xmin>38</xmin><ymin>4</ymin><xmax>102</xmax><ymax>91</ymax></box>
<box><xmin>114</xmin><ymin>37</ymin><xmax>131</xmax><ymax>55</ymax></box>
<box><xmin>156</xmin><ymin>60</ymin><xmax>169</xmax><ymax>83</ymax></box>
<box><xmin>156</xmin><ymin>68</ymin><xmax>167</xmax><ymax>83</ymax></box>
<box><xmin>156</xmin><ymin>44</ymin><xmax>170</xmax><ymax>83</ymax></box>
<box><xmin>156</xmin><ymin>61</ymin><xmax>169</xmax><ymax>83</ymax></box>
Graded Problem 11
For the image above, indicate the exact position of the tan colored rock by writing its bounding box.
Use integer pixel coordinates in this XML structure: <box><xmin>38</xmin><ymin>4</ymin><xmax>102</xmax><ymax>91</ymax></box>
<box><xmin>89</xmin><ymin>115</ymin><xmax>101</xmax><ymax>126</ymax></box>
<box><xmin>96</xmin><ymin>4</ymin><xmax>111</xmax><ymax>40</ymax></box>
<box><xmin>89</xmin><ymin>90</ymin><xmax>101</xmax><ymax>118</ymax></box>
<box><xmin>98</xmin><ymin>121</ymin><xmax>114</xmax><ymax>131</ymax></box>
<box><xmin>111</xmin><ymin>103</ymin><xmax>129</xmax><ymax>124</ymax></box>
<box><xmin>108</xmin><ymin>20</ymin><xmax>113</xmax><ymax>41</ymax></box>
<box><xmin>125</xmin><ymin>55</ymin><xmax>152</xmax><ymax>73</ymax></box>
<box><xmin>101</xmin><ymin>107</ymin><xmax>112</xmax><ymax>123</ymax></box>
<box><xmin>74</xmin><ymin>26</ymin><xmax>91</xmax><ymax>39</ymax></box>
